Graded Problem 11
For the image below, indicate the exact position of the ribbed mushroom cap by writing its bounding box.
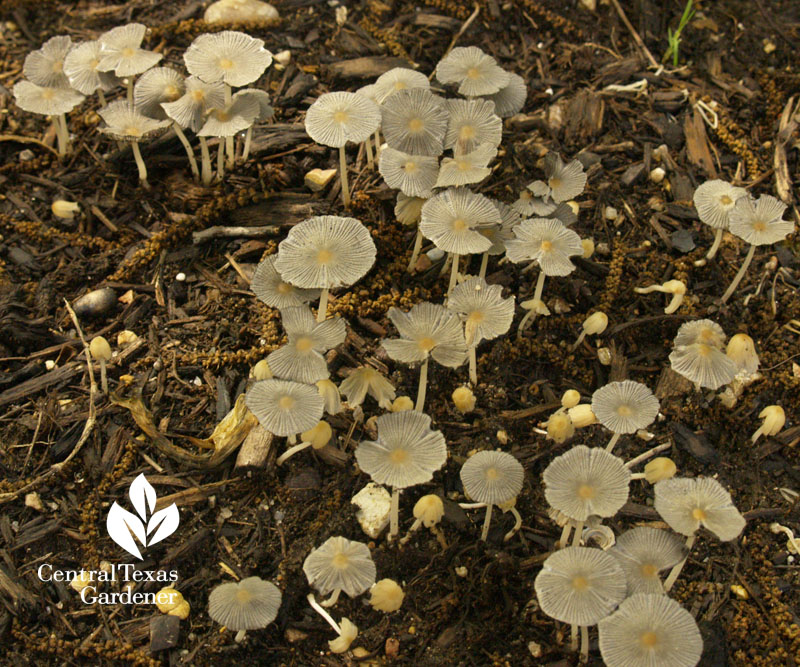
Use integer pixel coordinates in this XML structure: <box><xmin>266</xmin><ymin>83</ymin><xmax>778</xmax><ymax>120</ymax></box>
<box><xmin>419</xmin><ymin>187</ymin><xmax>499</xmax><ymax>255</ymax></box>
<box><xmin>728</xmin><ymin>194</ymin><xmax>795</xmax><ymax>245</ymax></box>
<box><xmin>266</xmin><ymin>306</ymin><xmax>346</xmax><ymax>384</ymax></box>
<box><xmin>381</xmin><ymin>301</ymin><xmax>467</xmax><ymax>368</ymax></box>
<box><xmin>541</xmin><ymin>153</ymin><xmax>587</xmax><ymax>202</ymax></box>
<box><xmin>355</xmin><ymin>410</ymin><xmax>447</xmax><ymax>489</ymax></box>
<box><xmin>303</xmin><ymin>536</ymin><xmax>376</xmax><ymax>598</ymax></box>
<box><xmin>673</xmin><ymin>319</ymin><xmax>726</xmax><ymax>348</ymax></box>
<box><xmin>654</xmin><ymin>477</ymin><xmax>746</xmax><ymax>541</ymax></box>
<box><xmin>161</xmin><ymin>75</ymin><xmax>226</xmax><ymax>131</ymax></box>
<box><xmin>251</xmin><ymin>255</ymin><xmax>321</xmax><ymax>309</ymax></box>
<box><xmin>534</xmin><ymin>546</ymin><xmax>627</xmax><ymax>626</ymax></box>
<box><xmin>305</xmin><ymin>91</ymin><xmax>381</xmax><ymax>148</ymax></box>
<box><xmin>133</xmin><ymin>67</ymin><xmax>185</xmax><ymax>119</ymax></box>
<box><xmin>599</xmin><ymin>593</ymin><xmax>703</xmax><ymax>667</ymax></box>
<box><xmin>504</xmin><ymin>218</ymin><xmax>583</xmax><ymax>276</ymax></box>
<box><xmin>381</xmin><ymin>88</ymin><xmax>448</xmax><ymax>156</ymax></box>
<box><xmin>375</xmin><ymin>67</ymin><xmax>430</xmax><ymax>103</ymax></box>
<box><xmin>435</xmin><ymin>46</ymin><xmax>510</xmax><ymax>97</ymax></box>
<box><xmin>339</xmin><ymin>366</ymin><xmax>396</xmax><ymax>408</ymax></box>
<box><xmin>610</xmin><ymin>528</ymin><xmax>687</xmax><ymax>595</ymax></box>
<box><xmin>547</xmin><ymin>201</ymin><xmax>579</xmax><ymax>226</ymax></box>
<box><xmin>591</xmin><ymin>380</ymin><xmax>660</xmax><ymax>434</ymax></box>
<box><xmin>208</xmin><ymin>577</ymin><xmax>281</xmax><ymax>631</ymax></box>
<box><xmin>693</xmin><ymin>179</ymin><xmax>747</xmax><ymax>230</ymax></box>
<box><xmin>184</xmin><ymin>31</ymin><xmax>272</xmax><ymax>87</ymax></box>
<box><xmin>13</xmin><ymin>80</ymin><xmax>85</xmax><ymax>116</ymax></box>
<box><xmin>378</xmin><ymin>147</ymin><xmax>439</xmax><ymax>198</ymax></box>
<box><xmin>480</xmin><ymin>72</ymin><xmax>527</xmax><ymax>118</ymax></box>
<box><xmin>356</xmin><ymin>83</ymin><xmax>378</xmax><ymax>103</ymax></box>
<box><xmin>447</xmin><ymin>277</ymin><xmax>514</xmax><ymax>346</ymax></box>
<box><xmin>64</xmin><ymin>40</ymin><xmax>120</xmax><ymax>94</ymax></box>
<box><xmin>245</xmin><ymin>378</ymin><xmax>324</xmax><ymax>437</ymax></box>
<box><xmin>669</xmin><ymin>343</ymin><xmax>738</xmax><ymax>390</ymax></box>
<box><xmin>434</xmin><ymin>143</ymin><xmax>497</xmax><ymax>188</ymax></box>
<box><xmin>198</xmin><ymin>94</ymin><xmax>260</xmax><ymax>137</ymax></box>
<box><xmin>97</xmin><ymin>23</ymin><xmax>163</xmax><ymax>77</ymax></box>
<box><xmin>98</xmin><ymin>100</ymin><xmax>171</xmax><ymax>141</ymax></box>
<box><xmin>444</xmin><ymin>98</ymin><xmax>502</xmax><ymax>155</ymax></box>
<box><xmin>460</xmin><ymin>450</ymin><xmax>523</xmax><ymax>505</ymax></box>
<box><xmin>395</xmin><ymin>193</ymin><xmax>426</xmax><ymax>226</ymax></box>
<box><xmin>274</xmin><ymin>216</ymin><xmax>377</xmax><ymax>289</ymax></box>
<box><xmin>479</xmin><ymin>200</ymin><xmax>520</xmax><ymax>255</ymax></box>
<box><xmin>23</xmin><ymin>35</ymin><xmax>73</xmax><ymax>88</ymax></box>
<box><xmin>234</xmin><ymin>88</ymin><xmax>274</xmax><ymax>120</ymax></box>
<box><xmin>542</xmin><ymin>445</ymin><xmax>631</xmax><ymax>522</ymax></box>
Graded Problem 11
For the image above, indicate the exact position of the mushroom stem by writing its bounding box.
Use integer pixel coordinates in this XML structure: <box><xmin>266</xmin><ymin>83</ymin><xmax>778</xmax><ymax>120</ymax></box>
<box><xmin>606</xmin><ymin>432</ymin><xmax>621</xmax><ymax>453</ymax></box>
<box><xmin>97</xmin><ymin>89</ymin><xmax>107</xmax><ymax>108</ymax></box>
<box><xmin>517</xmin><ymin>270</ymin><xmax>546</xmax><ymax>337</ymax></box>
<box><xmin>706</xmin><ymin>228</ymin><xmax>724</xmax><ymax>260</ymax></box>
<box><xmin>572</xmin><ymin>519</ymin><xmax>584</xmax><ymax>547</ymax></box>
<box><xmin>415</xmin><ymin>358</ymin><xmax>429</xmax><ymax>411</ymax></box>
<box><xmin>503</xmin><ymin>506</ymin><xmax>522</xmax><ymax>542</ymax></box>
<box><xmin>99</xmin><ymin>359</ymin><xmax>108</xmax><ymax>394</ymax></box>
<box><xmin>388</xmin><ymin>487</ymin><xmax>400</xmax><ymax>541</ymax></box>
<box><xmin>320</xmin><ymin>588</ymin><xmax>341</xmax><ymax>607</ymax></box>
<box><xmin>276</xmin><ymin>441</ymin><xmax>312</xmax><ymax>466</ymax></box>
<box><xmin>374</xmin><ymin>129</ymin><xmax>381</xmax><ymax>160</ymax></box>
<box><xmin>235</xmin><ymin>630</ymin><xmax>247</xmax><ymax>643</ymax></box>
<box><xmin>199</xmin><ymin>137</ymin><xmax>213</xmax><ymax>185</ymax></box>
<box><xmin>217</xmin><ymin>141</ymin><xmax>225</xmax><ymax>181</ymax></box>
<box><xmin>307</xmin><ymin>593</ymin><xmax>342</xmax><ymax>632</ymax></box>
<box><xmin>571</xmin><ymin>624</ymin><xmax>579</xmax><ymax>651</ymax></box>
<box><xmin>625</xmin><ymin>441</ymin><xmax>671</xmax><ymax>468</ymax></box>
<box><xmin>468</xmin><ymin>346</ymin><xmax>478</xmax><ymax>386</ymax></box>
<box><xmin>317</xmin><ymin>287</ymin><xmax>329</xmax><ymax>323</ymax></box>
<box><xmin>172</xmin><ymin>124</ymin><xmax>199</xmax><ymax>181</ymax></box>
<box><xmin>721</xmin><ymin>243</ymin><xmax>756</xmax><ymax>304</ymax></box>
<box><xmin>126</xmin><ymin>78</ymin><xmax>133</xmax><ymax>102</ymax></box>
<box><xmin>579</xmin><ymin>626</ymin><xmax>589</xmax><ymax>663</ymax></box>
<box><xmin>288</xmin><ymin>433</ymin><xmax>297</xmax><ymax>445</ymax></box>
<box><xmin>447</xmin><ymin>253</ymin><xmax>460</xmax><ymax>295</ymax></box>
<box><xmin>364</xmin><ymin>137</ymin><xmax>373</xmax><ymax>168</ymax></box>
<box><xmin>242</xmin><ymin>126</ymin><xmax>253</xmax><ymax>162</ymax></box>
<box><xmin>480</xmin><ymin>503</ymin><xmax>493</xmax><ymax>541</ymax></box>
<box><xmin>558</xmin><ymin>522</ymin><xmax>572</xmax><ymax>549</ymax></box>
<box><xmin>399</xmin><ymin>518</ymin><xmax>422</xmax><ymax>545</ymax></box>
<box><xmin>571</xmin><ymin>330</ymin><xmax>587</xmax><ymax>352</ymax></box>
<box><xmin>478</xmin><ymin>251</ymin><xmax>489</xmax><ymax>279</ymax></box>
<box><xmin>663</xmin><ymin>533</ymin><xmax>696</xmax><ymax>592</ymax></box>
<box><xmin>407</xmin><ymin>228</ymin><xmax>423</xmax><ymax>272</ymax></box>
<box><xmin>224</xmin><ymin>84</ymin><xmax>235</xmax><ymax>169</ymax></box>
<box><xmin>54</xmin><ymin>114</ymin><xmax>69</xmax><ymax>156</ymax></box>
<box><xmin>130</xmin><ymin>141</ymin><xmax>150</xmax><ymax>189</ymax></box>
<box><xmin>338</xmin><ymin>145</ymin><xmax>350</xmax><ymax>207</ymax></box>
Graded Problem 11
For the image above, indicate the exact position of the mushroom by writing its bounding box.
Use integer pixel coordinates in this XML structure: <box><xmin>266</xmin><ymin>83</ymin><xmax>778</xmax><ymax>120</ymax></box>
<box><xmin>634</xmin><ymin>279</ymin><xmax>687</xmax><ymax>314</ymax></box>
<box><xmin>316</xmin><ymin>378</ymin><xmax>343</xmax><ymax>415</ymax></box>
<box><xmin>480</xmin><ymin>72</ymin><xmax>527</xmax><ymax>118</ymax></box>
<box><xmin>395</xmin><ymin>192</ymin><xmax>429</xmax><ymax>272</ymax></box>
<box><xmin>528</xmin><ymin>153</ymin><xmax>587</xmax><ymax>203</ymax></box>
<box><xmin>198</xmin><ymin>93</ymin><xmax>260</xmax><ymax>181</ymax></box>
<box><xmin>547</xmin><ymin>412</ymin><xmax>575</xmax><ymax>444</ymax></box>
<box><xmin>97</xmin><ymin>100</ymin><xmax>171</xmax><ymax>188</ymax></box>
<box><xmin>251</xmin><ymin>254</ymin><xmax>321</xmax><ymax>309</ymax></box>
<box><xmin>208</xmin><ymin>576</ymin><xmax>282</xmax><ymax>642</ymax></box>
<box><xmin>266</xmin><ymin>306</ymin><xmax>345</xmax><ymax>384</ymax></box>
<box><xmin>13</xmin><ymin>81</ymin><xmax>85</xmax><ymax>156</ymax></box>
<box><xmin>89</xmin><ymin>335</ymin><xmax>112</xmax><ymax>394</ymax></box>
<box><xmin>571</xmin><ymin>310</ymin><xmax>608</xmax><ymax>351</ymax></box>
<box><xmin>751</xmin><ymin>405</ymin><xmax>785</xmax><ymax>443</ymax></box>
<box><xmin>233</xmin><ymin>88</ymin><xmax>274</xmax><ymax>161</ymax></box>
<box><xmin>434</xmin><ymin>143</ymin><xmax>496</xmax><ymax>189</ymax></box>
<box><xmin>400</xmin><ymin>494</ymin><xmax>445</xmax><ymax>546</ymax></box>
<box><xmin>97</xmin><ymin>23</ymin><xmax>163</xmax><ymax>100</ymax></box>
<box><xmin>639</xmin><ymin>456</ymin><xmax>677</xmax><ymax>484</ymax></box>
<box><xmin>654</xmin><ymin>476</ymin><xmax>745</xmax><ymax>590</ymax></box>
<box><xmin>378</xmin><ymin>147</ymin><xmax>439</xmax><ymax>198</ymax></box>
<box><xmin>381</xmin><ymin>302</ymin><xmax>467</xmax><ymax>411</ymax></box>
<box><xmin>693</xmin><ymin>179</ymin><xmax>747</xmax><ymax>260</ymax></box>
<box><xmin>459</xmin><ymin>450</ymin><xmax>524</xmax><ymax>541</ymax></box>
<box><xmin>609</xmin><ymin>527</ymin><xmax>687</xmax><ymax>595</ymax></box>
<box><xmin>435</xmin><ymin>46</ymin><xmax>510</xmax><ymax>97</ymax></box>
<box><xmin>568</xmin><ymin>403</ymin><xmax>597</xmax><ymax>428</ymax></box>
<box><xmin>303</xmin><ymin>535</ymin><xmax>376</xmax><ymax>606</ymax></box>
<box><xmin>354</xmin><ymin>410</ymin><xmax>447</xmax><ymax>540</ymax></box>
<box><xmin>63</xmin><ymin>40</ymin><xmax>119</xmax><ymax>104</ymax></box>
<box><xmin>380</xmin><ymin>88</ymin><xmax>448</xmax><ymax>156</ymax></box>
<box><xmin>452</xmin><ymin>385</ymin><xmax>476</xmax><ymax>413</ymax></box>
<box><xmin>275</xmin><ymin>419</ymin><xmax>332</xmax><ymax>466</ymax></box>
<box><xmin>475</xmin><ymin>199</ymin><xmax>520</xmax><ymax>278</ymax></box>
<box><xmin>274</xmin><ymin>215</ymin><xmax>377</xmax><ymax>322</ymax></box>
<box><xmin>374</xmin><ymin>67</ymin><xmax>430</xmax><ymax>103</ymax></box>
<box><xmin>305</xmin><ymin>593</ymin><xmax>359</xmax><ymax>653</ymax></box>
<box><xmin>252</xmin><ymin>359</ymin><xmax>272</xmax><ymax>380</ymax></box>
<box><xmin>305</xmin><ymin>91</ymin><xmax>381</xmax><ymax>206</ymax></box>
<box><xmin>443</xmin><ymin>98</ymin><xmax>502</xmax><ymax>156</ymax></box>
<box><xmin>674</xmin><ymin>318</ymin><xmax>727</xmax><ymax>348</ymax></box>
<box><xmin>339</xmin><ymin>366</ymin><xmax>396</xmax><ymax>409</ymax></box>
<box><xmin>356</xmin><ymin>83</ymin><xmax>380</xmax><ymax>166</ymax></box>
<box><xmin>598</xmin><ymin>593</ymin><xmax>703</xmax><ymax>667</ymax></box>
<box><xmin>369</xmin><ymin>579</ymin><xmax>405</xmax><ymax>612</ymax></box>
<box><xmin>591</xmin><ymin>380</ymin><xmax>660</xmax><ymax>453</ymax></box>
<box><xmin>52</xmin><ymin>199</ymin><xmax>80</xmax><ymax>220</ymax></box>
<box><xmin>726</xmin><ymin>333</ymin><xmax>759</xmax><ymax>376</ymax></box>
<box><xmin>669</xmin><ymin>342</ymin><xmax>738</xmax><ymax>390</ymax></box>
<box><xmin>391</xmin><ymin>396</ymin><xmax>414</xmax><ymax>412</ymax></box>
<box><xmin>23</xmin><ymin>35</ymin><xmax>73</xmax><ymax>89</ymax></box>
<box><xmin>245</xmin><ymin>378</ymin><xmax>324</xmax><ymax>440</ymax></box>
<box><xmin>722</xmin><ymin>194</ymin><xmax>794</xmax><ymax>303</ymax></box>
<box><xmin>447</xmin><ymin>276</ymin><xmax>515</xmax><ymax>384</ymax></box>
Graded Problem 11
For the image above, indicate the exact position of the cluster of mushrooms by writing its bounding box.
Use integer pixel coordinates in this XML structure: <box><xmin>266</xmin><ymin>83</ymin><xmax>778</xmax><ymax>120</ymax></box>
<box><xmin>14</xmin><ymin>26</ymin><xmax>275</xmax><ymax>186</ymax></box>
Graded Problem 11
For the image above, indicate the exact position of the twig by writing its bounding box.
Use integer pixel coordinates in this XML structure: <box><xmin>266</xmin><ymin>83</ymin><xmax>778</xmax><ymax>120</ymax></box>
<box><xmin>192</xmin><ymin>224</ymin><xmax>282</xmax><ymax>243</ymax></box>
<box><xmin>433</xmin><ymin>3</ymin><xmax>481</xmax><ymax>79</ymax></box>
<box><xmin>607</xmin><ymin>0</ymin><xmax>659</xmax><ymax>69</ymax></box>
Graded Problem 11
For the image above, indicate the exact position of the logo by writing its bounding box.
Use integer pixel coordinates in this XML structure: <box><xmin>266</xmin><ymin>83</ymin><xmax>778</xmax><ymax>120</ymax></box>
<box><xmin>106</xmin><ymin>474</ymin><xmax>179</xmax><ymax>560</ymax></box>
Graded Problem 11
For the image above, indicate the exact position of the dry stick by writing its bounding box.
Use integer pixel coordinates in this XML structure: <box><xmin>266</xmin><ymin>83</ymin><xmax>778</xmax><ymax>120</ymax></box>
<box><xmin>706</xmin><ymin>228</ymin><xmax>724</xmax><ymax>259</ymax></box>
<box><xmin>721</xmin><ymin>243</ymin><xmax>756</xmax><ymax>303</ymax></box>
<box><xmin>608</xmin><ymin>0</ymin><xmax>660</xmax><ymax>69</ymax></box>
<box><xmin>338</xmin><ymin>145</ymin><xmax>350</xmax><ymax>207</ymax></box>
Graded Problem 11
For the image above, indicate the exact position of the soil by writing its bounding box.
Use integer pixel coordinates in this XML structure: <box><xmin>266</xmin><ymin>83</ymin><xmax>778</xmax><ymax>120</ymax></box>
<box><xmin>0</xmin><ymin>0</ymin><xmax>798</xmax><ymax>665</ymax></box>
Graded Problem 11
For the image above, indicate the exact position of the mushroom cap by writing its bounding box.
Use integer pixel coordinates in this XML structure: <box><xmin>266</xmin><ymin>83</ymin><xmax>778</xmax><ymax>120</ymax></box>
<box><xmin>98</xmin><ymin>100</ymin><xmax>171</xmax><ymax>141</ymax></box>
<box><xmin>369</xmin><ymin>579</ymin><xmax>404</xmax><ymax>612</ymax></box>
<box><xmin>97</xmin><ymin>23</ymin><xmax>163</xmax><ymax>77</ymax></box>
<box><xmin>208</xmin><ymin>576</ymin><xmax>281</xmax><ymax>631</ymax></box>
<box><xmin>480</xmin><ymin>71</ymin><xmax>527</xmax><ymax>118</ymax></box>
<box><xmin>234</xmin><ymin>88</ymin><xmax>274</xmax><ymax>121</ymax></box>
<box><xmin>13</xmin><ymin>80</ymin><xmax>85</xmax><ymax>116</ymax></box>
<box><xmin>504</xmin><ymin>218</ymin><xmax>583</xmax><ymax>276</ymax></box>
<box><xmin>381</xmin><ymin>301</ymin><xmax>467</xmax><ymax>368</ymax></box>
<box><xmin>184</xmin><ymin>30</ymin><xmax>272</xmax><ymax>87</ymax></box>
<box><xmin>542</xmin><ymin>445</ymin><xmax>631</xmax><ymax>521</ymax></box>
<box><xmin>610</xmin><ymin>527</ymin><xmax>687</xmax><ymax>595</ymax></box>
<box><xmin>356</xmin><ymin>83</ymin><xmax>378</xmax><ymax>103</ymax></box>
<box><xmin>693</xmin><ymin>179</ymin><xmax>747</xmax><ymax>230</ymax></box>
<box><xmin>63</xmin><ymin>40</ymin><xmax>120</xmax><ymax>94</ymax></box>
<box><xmin>161</xmin><ymin>75</ymin><xmax>226</xmax><ymax>131</ymax></box>
<box><xmin>317</xmin><ymin>378</ymin><xmax>343</xmax><ymax>415</ymax></box>
<box><xmin>673</xmin><ymin>319</ymin><xmax>726</xmax><ymax>348</ymax></box>
<box><xmin>444</xmin><ymin>98</ymin><xmax>502</xmax><ymax>155</ymax></box>
<box><xmin>534</xmin><ymin>546</ymin><xmax>627</xmax><ymax>626</ymax></box>
<box><xmin>251</xmin><ymin>254</ymin><xmax>321</xmax><ymax>309</ymax></box>
<box><xmin>447</xmin><ymin>276</ymin><xmax>515</xmax><ymax>345</ymax></box>
<box><xmin>460</xmin><ymin>450</ymin><xmax>523</xmax><ymax>505</ymax></box>
<box><xmin>329</xmin><ymin>617</ymin><xmax>358</xmax><ymax>653</ymax></box>
<box><xmin>133</xmin><ymin>67</ymin><xmax>185</xmax><ymax>119</ymax></box>
<box><xmin>394</xmin><ymin>192</ymin><xmax>426</xmax><ymax>226</ymax></box>
<box><xmin>355</xmin><ymin>410</ymin><xmax>447</xmax><ymax>489</ymax></box>
<box><xmin>654</xmin><ymin>477</ymin><xmax>746</xmax><ymax>541</ymax></box>
<box><xmin>245</xmin><ymin>378</ymin><xmax>325</xmax><ymax>437</ymax></box>
<box><xmin>198</xmin><ymin>94</ymin><xmax>260</xmax><ymax>137</ymax></box>
<box><xmin>374</xmin><ymin>67</ymin><xmax>430</xmax><ymax>103</ymax></box>
<box><xmin>479</xmin><ymin>200</ymin><xmax>521</xmax><ymax>255</ymax></box>
<box><xmin>413</xmin><ymin>494</ymin><xmax>445</xmax><ymax>526</ymax></box>
<box><xmin>728</xmin><ymin>194</ymin><xmax>794</xmax><ymax>246</ymax></box>
<box><xmin>303</xmin><ymin>536</ymin><xmax>376</xmax><ymax>597</ymax></box>
<box><xmin>598</xmin><ymin>593</ymin><xmax>703</xmax><ymax>667</ymax></box>
<box><xmin>591</xmin><ymin>380</ymin><xmax>660</xmax><ymax>434</ymax></box>
<box><xmin>378</xmin><ymin>147</ymin><xmax>439</xmax><ymax>198</ymax></box>
<box><xmin>435</xmin><ymin>46</ymin><xmax>510</xmax><ymax>97</ymax></box>
<box><xmin>381</xmin><ymin>88</ymin><xmax>448</xmax><ymax>156</ymax></box>
<box><xmin>419</xmin><ymin>187</ymin><xmax>499</xmax><ymax>255</ymax></box>
<box><xmin>434</xmin><ymin>143</ymin><xmax>497</xmax><ymax>189</ymax></box>
<box><xmin>542</xmin><ymin>153</ymin><xmax>587</xmax><ymax>202</ymax></box>
<box><xmin>547</xmin><ymin>201</ymin><xmax>579</xmax><ymax>226</ymax></box>
<box><xmin>266</xmin><ymin>306</ymin><xmax>346</xmax><ymax>384</ymax></box>
<box><xmin>274</xmin><ymin>215</ymin><xmax>377</xmax><ymax>289</ymax></box>
<box><xmin>23</xmin><ymin>35</ymin><xmax>73</xmax><ymax>88</ymax></box>
<box><xmin>726</xmin><ymin>333</ymin><xmax>759</xmax><ymax>375</ymax></box>
<box><xmin>668</xmin><ymin>343</ymin><xmax>738</xmax><ymax>390</ymax></box>
<box><xmin>339</xmin><ymin>366</ymin><xmax>396</xmax><ymax>408</ymax></box>
<box><xmin>305</xmin><ymin>91</ymin><xmax>381</xmax><ymax>148</ymax></box>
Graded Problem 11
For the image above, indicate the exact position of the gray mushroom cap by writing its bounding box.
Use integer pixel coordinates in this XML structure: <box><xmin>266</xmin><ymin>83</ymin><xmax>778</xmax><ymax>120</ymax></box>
<box><xmin>447</xmin><ymin>277</ymin><xmax>515</xmax><ymax>346</ymax></box>
<box><xmin>591</xmin><ymin>380</ymin><xmax>659</xmax><ymax>434</ymax></box>
<box><xmin>693</xmin><ymin>179</ymin><xmax>747</xmax><ymax>230</ymax></box>
<box><xmin>378</xmin><ymin>147</ymin><xmax>439</xmax><ymax>198</ymax></box>
<box><xmin>23</xmin><ymin>35</ymin><xmax>73</xmax><ymax>89</ymax></box>
<box><xmin>13</xmin><ymin>80</ymin><xmax>85</xmax><ymax>116</ymax></box>
<box><xmin>654</xmin><ymin>477</ymin><xmax>745</xmax><ymax>541</ymax></box>
<box><xmin>97</xmin><ymin>23</ymin><xmax>163</xmax><ymax>77</ymax></box>
<box><xmin>374</xmin><ymin>67</ymin><xmax>430</xmax><ymax>103</ymax></box>
<box><xmin>419</xmin><ymin>187</ymin><xmax>499</xmax><ymax>255</ymax></box>
<box><xmin>504</xmin><ymin>218</ymin><xmax>583</xmax><ymax>276</ymax></box>
<box><xmin>435</xmin><ymin>46</ymin><xmax>510</xmax><ymax>97</ymax></box>
<box><xmin>380</xmin><ymin>88</ymin><xmax>448</xmax><ymax>156</ymax></box>
<box><xmin>444</xmin><ymin>98</ymin><xmax>502</xmax><ymax>156</ymax></box>
<box><xmin>251</xmin><ymin>255</ymin><xmax>321</xmax><ymax>309</ymax></box>
<box><xmin>198</xmin><ymin>94</ymin><xmax>260</xmax><ymax>137</ymax></box>
<box><xmin>303</xmin><ymin>536</ymin><xmax>376</xmax><ymax>598</ymax></box>
<box><xmin>434</xmin><ymin>143</ymin><xmax>496</xmax><ymax>189</ymax></box>
<box><xmin>728</xmin><ymin>194</ymin><xmax>794</xmax><ymax>246</ymax></box>
<box><xmin>669</xmin><ymin>343</ymin><xmax>738</xmax><ymax>390</ymax></box>
<box><xmin>673</xmin><ymin>319</ymin><xmax>726</xmax><ymax>348</ymax></box>
<box><xmin>305</xmin><ymin>91</ymin><xmax>381</xmax><ymax>148</ymax></box>
<box><xmin>208</xmin><ymin>577</ymin><xmax>282</xmax><ymax>631</ymax></box>
<box><xmin>480</xmin><ymin>72</ymin><xmax>527</xmax><ymax>118</ymax></box>
<box><xmin>64</xmin><ymin>40</ymin><xmax>120</xmax><ymax>94</ymax></box>
<box><xmin>460</xmin><ymin>450</ymin><xmax>524</xmax><ymax>505</ymax></box>
<box><xmin>184</xmin><ymin>30</ymin><xmax>272</xmax><ymax>87</ymax></box>
<box><xmin>245</xmin><ymin>378</ymin><xmax>324</xmax><ymax>437</ymax></box>
<box><xmin>381</xmin><ymin>301</ymin><xmax>467</xmax><ymax>368</ymax></box>
<box><xmin>610</xmin><ymin>527</ymin><xmax>687</xmax><ymax>595</ymax></box>
<box><xmin>134</xmin><ymin>67</ymin><xmax>185</xmax><ymax>119</ymax></box>
<box><xmin>98</xmin><ymin>100</ymin><xmax>171</xmax><ymax>141</ymax></box>
<box><xmin>161</xmin><ymin>75</ymin><xmax>226</xmax><ymax>131</ymax></box>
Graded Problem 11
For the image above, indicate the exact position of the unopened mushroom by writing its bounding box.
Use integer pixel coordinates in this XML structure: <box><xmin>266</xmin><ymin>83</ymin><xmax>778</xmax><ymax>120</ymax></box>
<box><xmin>245</xmin><ymin>378</ymin><xmax>324</xmax><ymax>440</ymax></box>
<box><xmin>591</xmin><ymin>380</ymin><xmax>660</xmax><ymax>452</ymax></box>
<box><xmin>340</xmin><ymin>366</ymin><xmax>396</xmax><ymax>409</ymax></box>
<box><xmin>571</xmin><ymin>311</ymin><xmax>608</xmax><ymax>351</ymax></box>
<box><xmin>751</xmin><ymin>405</ymin><xmax>785</xmax><ymax>443</ymax></box>
<box><xmin>378</xmin><ymin>147</ymin><xmax>438</xmax><ymax>198</ymax></box>
<box><xmin>693</xmin><ymin>179</ymin><xmax>746</xmax><ymax>260</ymax></box>
<box><xmin>640</xmin><ymin>456</ymin><xmax>677</xmax><ymax>483</ymax></box>
<box><xmin>726</xmin><ymin>333</ymin><xmax>759</xmax><ymax>376</ymax></box>
<box><xmin>52</xmin><ymin>199</ymin><xmax>80</xmax><ymax>220</ymax></box>
<box><xmin>380</xmin><ymin>88</ymin><xmax>448</xmax><ymax>156</ymax></box>
<box><xmin>305</xmin><ymin>593</ymin><xmax>359</xmax><ymax>653</ymax></box>
<box><xmin>400</xmin><ymin>494</ymin><xmax>445</xmax><ymax>546</ymax></box>
<box><xmin>634</xmin><ymin>279</ymin><xmax>687</xmax><ymax>314</ymax></box>
<box><xmin>444</xmin><ymin>98</ymin><xmax>502</xmax><ymax>156</ymax></box>
<box><xmin>251</xmin><ymin>255</ymin><xmax>321</xmax><ymax>309</ymax></box>
<box><xmin>97</xmin><ymin>23</ymin><xmax>163</xmax><ymax>99</ymax></box>
<box><xmin>303</xmin><ymin>535</ymin><xmax>376</xmax><ymax>605</ymax></box>
<box><xmin>316</xmin><ymin>378</ymin><xmax>342</xmax><ymax>415</ymax></box>
<box><xmin>568</xmin><ymin>403</ymin><xmax>597</xmax><ymax>428</ymax></box>
<box><xmin>89</xmin><ymin>335</ymin><xmax>112</xmax><ymax>394</ymax></box>
<box><xmin>435</xmin><ymin>46</ymin><xmax>510</xmax><ymax>97</ymax></box>
<box><xmin>452</xmin><ymin>385</ymin><xmax>476</xmax><ymax>414</ymax></box>
<box><xmin>610</xmin><ymin>527</ymin><xmax>687</xmax><ymax>595</ymax></box>
<box><xmin>546</xmin><ymin>412</ymin><xmax>574</xmax><ymax>444</ymax></box>
<box><xmin>208</xmin><ymin>576</ymin><xmax>281</xmax><ymax>642</ymax></box>
<box><xmin>275</xmin><ymin>419</ymin><xmax>332</xmax><ymax>466</ymax></box>
<box><xmin>252</xmin><ymin>359</ymin><xmax>272</xmax><ymax>380</ymax></box>
<box><xmin>369</xmin><ymin>579</ymin><xmax>405</xmax><ymax>612</ymax></box>
<box><xmin>13</xmin><ymin>80</ymin><xmax>85</xmax><ymax>156</ymax></box>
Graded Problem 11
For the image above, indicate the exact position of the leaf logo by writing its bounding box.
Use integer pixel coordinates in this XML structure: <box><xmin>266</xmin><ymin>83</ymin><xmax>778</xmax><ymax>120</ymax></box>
<box><xmin>106</xmin><ymin>474</ymin><xmax>179</xmax><ymax>560</ymax></box>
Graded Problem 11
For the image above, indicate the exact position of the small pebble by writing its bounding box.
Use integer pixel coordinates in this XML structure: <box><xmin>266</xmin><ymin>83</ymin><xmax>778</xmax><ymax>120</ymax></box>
<box><xmin>73</xmin><ymin>287</ymin><xmax>116</xmax><ymax>318</ymax></box>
